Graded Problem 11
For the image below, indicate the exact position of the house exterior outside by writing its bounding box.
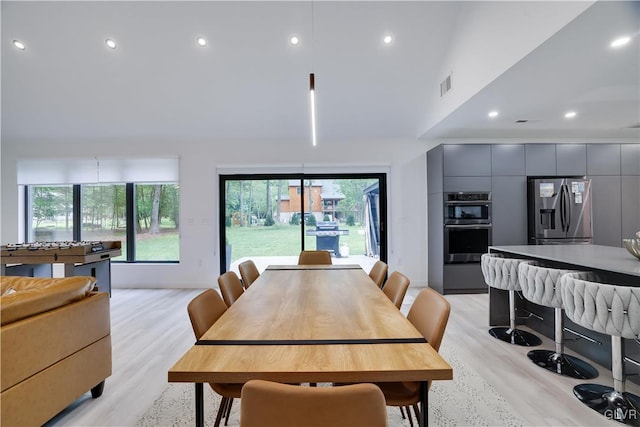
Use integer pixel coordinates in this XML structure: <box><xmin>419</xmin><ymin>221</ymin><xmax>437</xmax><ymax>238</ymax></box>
<box><xmin>278</xmin><ymin>180</ymin><xmax>345</xmax><ymax>223</ymax></box>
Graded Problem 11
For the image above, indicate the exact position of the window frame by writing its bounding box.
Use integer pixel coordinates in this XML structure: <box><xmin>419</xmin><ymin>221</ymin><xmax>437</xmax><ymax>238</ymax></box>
<box><xmin>23</xmin><ymin>182</ymin><xmax>180</xmax><ymax>263</ymax></box>
<box><xmin>218</xmin><ymin>172</ymin><xmax>387</xmax><ymax>273</ymax></box>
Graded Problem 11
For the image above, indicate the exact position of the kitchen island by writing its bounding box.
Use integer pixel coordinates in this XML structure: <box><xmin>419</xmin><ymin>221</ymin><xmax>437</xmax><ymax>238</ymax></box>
<box><xmin>487</xmin><ymin>244</ymin><xmax>640</xmax><ymax>384</ymax></box>
<box><xmin>489</xmin><ymin>244</ymin><xmax>640</xmax><ymax>281</ymax></box>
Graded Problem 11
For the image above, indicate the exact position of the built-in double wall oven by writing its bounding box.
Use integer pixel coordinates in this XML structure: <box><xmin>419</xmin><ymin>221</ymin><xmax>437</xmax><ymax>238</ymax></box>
<box><xmin>444</xmin><ymin>192</ymin><xmax>492</xmax><ymax>263</ymax></box>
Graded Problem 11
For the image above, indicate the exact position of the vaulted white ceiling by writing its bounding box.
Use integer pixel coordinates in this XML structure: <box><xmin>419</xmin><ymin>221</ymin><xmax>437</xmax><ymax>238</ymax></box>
<box><xmin>2</xmin><ymin>1</ymin><xmax>638</xmax><ymax>143</ymax></box>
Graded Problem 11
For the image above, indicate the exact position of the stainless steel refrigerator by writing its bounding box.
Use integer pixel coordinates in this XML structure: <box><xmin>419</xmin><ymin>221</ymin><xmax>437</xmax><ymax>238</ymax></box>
<box><xmin>527</xmin><ymin>177</ymin><xmax>593</xmax><ymax>245</ymax></box>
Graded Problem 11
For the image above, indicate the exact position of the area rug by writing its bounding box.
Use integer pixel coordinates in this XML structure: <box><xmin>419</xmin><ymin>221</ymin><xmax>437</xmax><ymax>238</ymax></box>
<box><xmin>136</xmin><ymin>346</ymin><xmax>525</xmax><ymax>426</ymax></box>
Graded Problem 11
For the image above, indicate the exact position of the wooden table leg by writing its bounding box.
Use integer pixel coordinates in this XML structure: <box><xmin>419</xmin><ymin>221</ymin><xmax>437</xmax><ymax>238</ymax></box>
<box><xmin>419</xmin><ymin>381</ymin><xmax>428</xmax><ymax>427</ymax></box>
<box><xmin>195</xmin><ymin>383</ymin><xmax>204</xmax><ymax>427</ymax></box>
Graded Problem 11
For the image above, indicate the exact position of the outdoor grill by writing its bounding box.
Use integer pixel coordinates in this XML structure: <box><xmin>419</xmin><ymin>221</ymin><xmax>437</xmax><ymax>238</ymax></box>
<box><xmin>305</xmin><ymin>221</ymin><xmax>349</xmax><ymax>257</ymax></box>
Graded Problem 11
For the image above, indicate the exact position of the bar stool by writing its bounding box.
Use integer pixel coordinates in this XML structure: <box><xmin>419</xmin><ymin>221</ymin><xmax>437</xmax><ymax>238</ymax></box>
<box><xmin>481</xmin><ymin>253</ymin><xmax>542</xmax><ymax>346</ymax></box>
<box><xmin>561</xmin><ymin>272</ymin><xmax>640</xmax><ymax>425</ymax></box>
<box><xmin>518</xmin><ymin>263</ymin><xmax>598</xmax><ymax>379</ymax></box>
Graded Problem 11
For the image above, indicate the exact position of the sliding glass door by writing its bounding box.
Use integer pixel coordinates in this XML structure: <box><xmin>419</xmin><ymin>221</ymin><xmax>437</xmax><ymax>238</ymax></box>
<box><xmin>219</xmin><ymin>173</ymin><xmax>386</xmax><ymax>273</ymax></box>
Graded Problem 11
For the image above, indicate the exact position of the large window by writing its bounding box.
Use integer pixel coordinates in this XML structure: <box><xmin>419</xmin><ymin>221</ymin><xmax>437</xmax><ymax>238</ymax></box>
<box><xmin>220</xmin><ymin>173</ymin><xmax>386</xmax><ymax>273</ymax></box>
<box><xmin>20</xmin><ymin>157</ymin><xmax>180</xmax><ymax>262</ymax></box>
<box><xmin>29</xmin><ymin>185</ymin><xmax>74</xmax><ymax>242</ymax></box>
<box><xmin>27</xmin><ymin>183</ymin><xmax>180</xmax><ymax>262</ymax></box>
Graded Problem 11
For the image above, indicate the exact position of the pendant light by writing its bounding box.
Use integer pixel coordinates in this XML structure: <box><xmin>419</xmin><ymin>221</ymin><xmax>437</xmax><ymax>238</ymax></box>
<box><xmin>309</xmin><ymin>1</ymin><xmax>317</xmax><ymax>146</ymax></box>
<box><xmin>310</xmin><ymin>73</ymin><xmax>317</xmax><ymax>146</ymax></box>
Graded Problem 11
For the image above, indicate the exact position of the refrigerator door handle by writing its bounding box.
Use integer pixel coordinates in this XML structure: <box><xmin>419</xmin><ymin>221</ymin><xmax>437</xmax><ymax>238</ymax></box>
<box><xmin>559</xmin><ymin>185</ymin><xmax>566</xmax><ymax>232</ymax></box>
<box><xmin>564</xmin><ymin>184</ymin><xmax>572</xmax><ymax>233</ymax></box>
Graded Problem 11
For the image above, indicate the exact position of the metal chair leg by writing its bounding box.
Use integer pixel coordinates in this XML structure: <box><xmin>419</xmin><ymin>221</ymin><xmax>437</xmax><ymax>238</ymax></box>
<box><xmin>527</xmin><ymin>307</ymin><xmax>598</xmax><ymax>379</ymax></box>
<box><xmin>405</xmin><ymin>406</ymin><xmax>415</xmax><ymax>427</ymax></box>
<box><xmin>489</xmin><ymin>289</ymin><xmax>541</xmax><ymax>346</ymax></box>
<box><xmin>213</xmin><ymin>397</ymin><xmax>227</xmax><ymax>427</ymax></box>
<box><xmin>224</xmin><ymin>397</ymin><xmax>233</xmax><ymax>425</ymax></box>
<box><xmin>412</xmin><ymin>403</ymin><xmax>420</xmax><ymax>424</ymax></box>
<box><xmin>574</xmin><ymin>336</ymin><xmax>640</xmax><ymax>425</ymax></box>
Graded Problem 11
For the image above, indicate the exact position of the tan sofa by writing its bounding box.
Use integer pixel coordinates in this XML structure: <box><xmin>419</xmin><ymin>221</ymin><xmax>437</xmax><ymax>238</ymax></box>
<box><xmin>1</xmin><ymin>276</ymin><xmax>112</xmax><ymax>427</ymax></box>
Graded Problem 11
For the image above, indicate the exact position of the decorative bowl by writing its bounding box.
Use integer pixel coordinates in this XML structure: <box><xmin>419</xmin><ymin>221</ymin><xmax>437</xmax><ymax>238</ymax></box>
<box><xmin>623</xmin><ymin>239</ymin><xmax>640</xmax><ymax>260</ymax></box>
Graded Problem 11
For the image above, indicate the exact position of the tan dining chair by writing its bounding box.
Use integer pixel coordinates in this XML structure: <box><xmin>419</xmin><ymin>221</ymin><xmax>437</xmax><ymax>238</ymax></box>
<box><xmin>382</xmin><ymin>271</ymin><xmax>410</xmax><ymax>309</ymax></box>
<box><xmin>218</xmin><ymin>271</ymin><xmax>245</xmax><ymax>307</ymax></box>
<box><xmin>238</xmin><ymin>259</ymin><xmax>260</xmax><ymax>289</ymax></box>
<box><xmin>187</xmin><ymin>289</ymin><xmax>242</xmax><ymax>427</ymax></box>
<box><xmin>240</xmin><ymin>380</ymin><xmax>388</xmax><ymax>427</ymax></box>
<box><xmin>297</xmin><ymin>250</ymin><xmax>332</xmax><ymax>265</ymax></box>
<box><xmin>376</xmin><ymin>287</ymin><xmax>451</xmax><ymax>426</ymax></box>
<box><xmin>369</xmin><ymin>260</ymin><xmax>388</xmax><ymax>288</ymax></box>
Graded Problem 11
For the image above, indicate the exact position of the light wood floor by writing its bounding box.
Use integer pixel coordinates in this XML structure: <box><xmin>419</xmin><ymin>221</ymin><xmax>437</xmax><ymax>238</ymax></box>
<box><xmin>45</xmin><ymin>287</ymin><xmax>638</xmax><ymax>427</ymax></box>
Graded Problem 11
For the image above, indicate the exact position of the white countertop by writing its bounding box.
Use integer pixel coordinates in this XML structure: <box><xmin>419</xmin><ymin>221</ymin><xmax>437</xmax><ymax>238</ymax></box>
<box><xmin>489</xmin><ymin>244</ymin><xmax>640</xmax><ymax>278</ymax></box>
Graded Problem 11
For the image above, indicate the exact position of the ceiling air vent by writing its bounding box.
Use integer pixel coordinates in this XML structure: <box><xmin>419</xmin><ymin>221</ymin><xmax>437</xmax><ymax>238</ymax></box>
<box><xmin>440</xmin><ymin>74</ymin><xmax>452</xmax><ymax>97</ymax></box>
<box><xmin>515</xmin><ymin>120</ymin><xmax>528</xmax><ymax>123</ymax></box>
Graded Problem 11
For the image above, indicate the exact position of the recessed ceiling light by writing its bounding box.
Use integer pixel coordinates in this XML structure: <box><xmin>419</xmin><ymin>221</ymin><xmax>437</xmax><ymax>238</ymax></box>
<box><xmin>196</xmin><ymin>36</ymin><xmax>207</xmax><ymax>47</ymax></box>
<box><xmin>13</xmin><ymin>40</ymin><xmax>25</xmax><ymax>50</ymax></box>
<box><xmin>105</xmin><ymin>39</ymin><xmax>117</xmax><ymax>49</ymax></box>
<box><xmin>564</xmin><ymin>111</ymin><xmax>577</xmax><ymax>119</ymax></box>
<box><xmin>488</xmin><ymin>111</ymin><xmax>499</xmax><ymax>118</ymax></box>
<box><xmin>610</xmin><ymin>36</ymin><xmax>631</xmax><ymax>48</ymax></box>
<box><xmin>290</xmin><ymin>35</ymin><xmax>300</xmax><ymax>46</ymax></box>
<box><xmin>383</xmin><ymin>35</ymin><xmax>393</xmax><ymax>45</ymax></box>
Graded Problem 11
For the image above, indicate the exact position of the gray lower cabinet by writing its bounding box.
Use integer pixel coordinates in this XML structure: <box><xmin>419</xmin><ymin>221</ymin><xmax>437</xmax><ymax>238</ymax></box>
<box><xmin>621</xmin><ymin>175</ymin><xmax>640</xmax><ymax>239</ymax></box>
<box><xmin>590</xmin><ymin>175</ymin><xmax>622</xmax><ymax>246</ymax></box>
<box><xmin>443</xmin><ymin>264</ymin><xmax>487</xmax><ymax>294</ymax></box>
<box><xmin>427</xmin><ymin>192</ymin><xmax>444</xmax><ymax>294</ymax></box>
<box><xmin>491</xmin><ymin>176</ymin><xmax>527</xmax><ymax>245</ymax></box>
<box><xmin>443</xmin><ymin>177</ymin><xmax>491</xmax><ymax>193</ymax></box>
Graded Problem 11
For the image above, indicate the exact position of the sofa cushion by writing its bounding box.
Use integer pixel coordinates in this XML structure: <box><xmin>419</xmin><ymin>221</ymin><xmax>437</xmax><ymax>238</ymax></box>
<box><xmin>0</xmin><ymin>276</ymin><xmax>96</xmax><ymax>326</ymax></box>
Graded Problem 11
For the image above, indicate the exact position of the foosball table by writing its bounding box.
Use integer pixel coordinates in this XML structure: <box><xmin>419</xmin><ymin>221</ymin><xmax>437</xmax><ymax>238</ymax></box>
<box><xmin>1</xmin><ymin>241</ymin><xmax>121</xmax><ymax>295</ymax></box>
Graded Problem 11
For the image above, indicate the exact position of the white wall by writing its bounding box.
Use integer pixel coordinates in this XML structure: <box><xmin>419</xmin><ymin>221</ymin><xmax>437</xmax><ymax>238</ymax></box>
<box><xmin>1</xmin><ymin>137</ymin><xmax>430</xmax><ymax>288</ymax></box>
<box><xmin>420</xmin><ymin>0</ymin><xmax>594</xmax><ymax>137</ymax></box>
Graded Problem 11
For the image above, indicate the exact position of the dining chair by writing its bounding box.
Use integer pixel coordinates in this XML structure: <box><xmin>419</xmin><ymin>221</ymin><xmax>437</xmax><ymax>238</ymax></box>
<box><xmin>368</xmin><ymin>260</ymin><xmax>388</xmax><ymax>288</ymax></box>
<box><xmin>240</xmin><ymin>380</ymin><xmax>388</xmax><ymax>427</ymax></box>
<box><xmin>297</xmin><ymin>250</ymin><xmax>332</xmax><ymax>265</ymax></box>
<box><xmin>218</xmin><ymin>271</ymin><xmax>245</xmax><ymax>307</ymax></box>
<box><xmin>382</xmin><ymin>271</ymin><xmax>410</xmax><ymax>309</ymax></box>
<box><xmin>238</xmin><ymin>260</ymin><xmax>260</xmax><ymax>289</ymax></box>
<box><xmin>187</xmin><ymin>289</ymin><xmax>243</xmax><ymax>427</ymax></box>
<box><xmin>376</xmin><ymin>287</ymin><xmax>451</xmax><ymax>426</ymax></box>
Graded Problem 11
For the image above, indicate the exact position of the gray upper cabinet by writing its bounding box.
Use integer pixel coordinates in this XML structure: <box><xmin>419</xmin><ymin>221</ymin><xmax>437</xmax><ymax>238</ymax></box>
<box><xmin>491</xmin><ymin>144</ymin><xmax>525</xmax><ymax>176</ymax></box>
<box><xmin>525</xmin><ymin>144</ymin><xmax>556</xmax><ymax>176</ymax></box>
<box><xmin>443</xmin><ymin>144</ymin><xmax>491</xmax><ymax>176</ymax></box>
<box><xmin>621</xmin><ymin>144</ymin><xmax>640</xmax><ymax>175</ymax></box>
<box><xmin>556</xmin><ymin>144</ymin><xmax>586</xmax><ymax>176</ymax></box>
<box><xmin>587</xmin><ymin>144</ymin><xmax>621</xmax><ymax>175</ymax></box>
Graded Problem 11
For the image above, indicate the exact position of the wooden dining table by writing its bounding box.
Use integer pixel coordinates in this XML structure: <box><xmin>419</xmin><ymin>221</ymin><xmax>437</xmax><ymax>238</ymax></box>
<box><xmin>168</xmin><ymin>264</ymin><xmax>453</xmax><ymax>427</ymax></box>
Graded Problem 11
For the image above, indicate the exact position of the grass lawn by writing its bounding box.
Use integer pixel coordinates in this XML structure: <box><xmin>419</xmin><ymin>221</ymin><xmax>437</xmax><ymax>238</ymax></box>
<box><xmin>31</xmin><ymin>222</ymin><xmax>367</xmax><ymax>263</ymax></box>
<box><xmin>226</xmin><ymin>224</ymin><xmax>367</xmax><ymax>262</ymax></box>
